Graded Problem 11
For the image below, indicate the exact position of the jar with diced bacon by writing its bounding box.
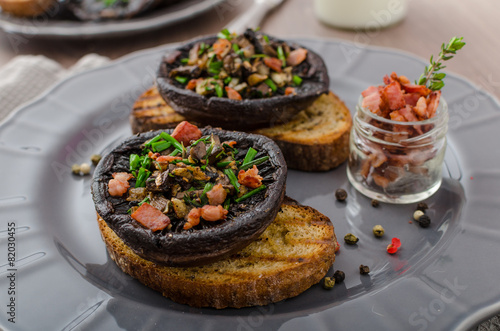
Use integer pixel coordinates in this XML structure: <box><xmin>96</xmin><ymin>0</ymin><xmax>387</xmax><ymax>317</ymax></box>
<box><xmin>347</xmin><ymin>73</ymin><xmax>448</xmax><ymax>203</ymax></box>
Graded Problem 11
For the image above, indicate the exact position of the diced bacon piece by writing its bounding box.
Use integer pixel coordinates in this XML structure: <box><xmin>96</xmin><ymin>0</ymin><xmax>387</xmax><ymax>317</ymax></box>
<box><xmin>390</xmin><ymin>111</ymin><xmax>406</xmax><ymax>122</ymax></box>
<box><xmin>108</xmin><ymin>172</ymin><xmax>133</xmax><ymax>197</ymax></box>
<box><xmin>206</xmin><ymin>183</ymin><xmax>227</xmax><ymax>206</ymax></box>
<box><xmin>156</xmin><ymin>155</ymin><xmax>183</xmax><ymax>163</ymax></box>
<box><xmin>148</xmin><ymin>151</ymin><xmax>160</xmax><ymax>160</ymax></box>
<box><xmin>414</xmin><ymin>96</ymin><xmax>428</xmax><ymax>119</ymax></box>
<box><xmin>264</xmin><ymin>57</ymin><xmax>283</xmax><ymax>72</ymax></box>
<box><xmin>360</xmin><ymin>153</ymin><xmax>376</xmax><ymax>178</ymax></box>
<box><xmin>402</xmin><ymin>84</ymin><xmax>431</xmax><ymax>97</ymax></box>
<box><xmin>131</xmin><ymin>203</ymin><xmax>171</xmax><ymax>231</ymax></box>
<box><xmin>186</xmin><ymin>78</ymin><xmax>202</xmax><ymax>90</ymax></box>
<box><xmin>285</xmin><ymin>87</ymin><xmax>296</xmax><ymax>96</ymax></box>
<box><xmin>372</xmin><ymin>173</ymin><xmax>390</xmax><ymax>188</ymax></box>
<box><xmin>287</xmin><ymin>48</ymin><xmax>308</xmax><ymax>66</ymax></box>
<box><xmin>164</xmin><ymin>50</ymin><xmax>181</xmax><ymax>64</ymax></box>
<box><xmin>382</xmin><ymin>81</ymin><xmax>405</xmax><ymax>110</ymax></box>
<box><xmin>223</xmin><ymin>140</ymin><xmax>237</xmax><ymax>147</ymax></box>
<box><xmin>398</xmin><ymin>75</ymin><xmax>410</xmax><ymax>85</ymax></box>
<box><xmin>171</xmin><ymin>121</ymin><xmax>202</xmax><ymax>146</ymax></box>
<box><xmin>426</xmin><ymin>91</ymin><xmax>441</xmax><ymax>118</ymax></box>
<box><xmin>399</xmin><ymin>105</ymin><xmax>423</xmax><ymax>134</ymax></box>
<box><xmin>361</xmin><ymin>85</ymin><xmax>379</xmax><ymax>98</ymax></box>
<box><xmin>403</xmin><ymin>93</ymin><xmax>421</xmax><ymax>107</ymax></box>
<box><xmin>238</xmin><ymin>165</ymin><xmax>263</xmax><ymax>189</ymax></box>
<box><xmin>108</xmin><ymin>179</ymin><xmax>130</xmax><ymax>197</ymax></box>
<box><xmin>200</xmin><ymin>205</ymin><xmax>228</xmax><ymax>222</ymax></box>
<box><xmin>184</xmin><ymin>208</ymin><xmax>201</xmax><ymax>230</ymax></box>
<box><xmin>383</xmin><ymin>74</ymin><xmax>393</xmax><ymax>85</ymax></box>
<box><xmin>213</xmin><ymin>38</ymin><xmax>232</xmax><ymax>60</ymax></box>
<box><xmin>362</xmin><ymin>91</ymin><xmax>382</xmax><ymax>113</ymax></box>
<box><xmin>225</xmin><ymin>86</ymin><xmax>242</xmax><ymax>100</ymax></box>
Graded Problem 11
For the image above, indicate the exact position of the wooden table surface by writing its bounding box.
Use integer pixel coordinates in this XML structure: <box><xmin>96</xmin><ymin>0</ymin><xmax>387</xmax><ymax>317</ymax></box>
<box><xmin>1</xmin><ymin>0</ymin><xmax>499</xmax><ymax>100</ymax></box>
<box><xmin>0</xmin><ymin>0</ymin><xmax>498</xmax><ymax>328</ymax></box>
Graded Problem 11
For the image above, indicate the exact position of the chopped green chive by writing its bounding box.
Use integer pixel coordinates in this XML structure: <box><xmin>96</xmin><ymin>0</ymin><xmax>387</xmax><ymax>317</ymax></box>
<box><xmin>251</xmin><ymin>54</ymin><xmax>268</xmax><ymax>58</ymax></box>
<box><xmin>216</xmin><ymin>161</ymin><xmax>232</xmax><ymax>168</ymax></box>
<box><xmin>180</xmin><ymin>58</ymin><xmax>189</xmax><ymax>64</ymax></box>
<box><xmin>140</xmin><ymin>156</ymin><xmax>152</xmax><ymax>169</ymax></box>
<box><xmin>292</xmin><ymin>75</ymin><xmax>303</xmax><ymax>86</ymax></box>
<box><xmin>160</xmin><ymin>132</ymin><xmax>184</xmax><ymax>152</ymax></box>
<box><xmin>169</xmin><ymin>149</ymin><xmax>180</xmax><ymax>156</ymax></box>
<box><xmin>144</xmin><ymin>135</ymin><xmax>161</xmax><ymax>147</ymax></box>
<box><xmin>239</xmin><ymin>156</ymin><xmax>269</xmax><ymax>170</ymax></box>
<box><xmin>235</xmin><ymin>185</ymin><xmax>266</xmax><ymax>203</ymax></box>
<box><xmin>130</xmin><ymin>154</ymin><xmax>140</xmax><ymax>171</ymax></box>
<box><xmin>224</xmin><ymin>168</ymin><xmax>240</xmax><ymax>193</ymax></box>
<box><xmin>223</xmin><ymin>197</ymin><xmax>231</xmax><ymax>210</ymax></box>
<box><xmin>215</xmin><ymin>83</ymin><xmax>224</xmax><ymax>98</ymax></box>
<box><xmin>224</xmin><ymin>76</ymin><xmax>233</xmax><ymax>85</ymax></box>
<box><xmin>264</xmin><ymin>78</ymin><xmax>277</xmax><ymax>92</ymax></box>
<box><xmin>263</xmin><ymin>35</ymin><xmax>270</xmax><ymax>43</ymax></box>
<box><xmin>138</xmin><ymin>197</ymin><xmax>150</xmax><ymax>206</ymax></box>
<box><xmin>217</xmin><ymin>28</ymin><xmax>231</xmax><ymax>40</ymax></box>
<box><xmin>208</xmin><ymin>61</ymin><xmax>223</xmax><ymax>75</ymax></box>
<box><xmin>242</xmin><ymin>147</ymin><xmax>258</xmax><ymax>166</ymax></box>
<box><xmin>175</xmin><ymin>76</ymin><xmax>188</xmax><ymax>84</ymax></box>
<box><xmin>135</xmin><ymin>168</ymin><xmax>149</xmax><ymax>188</ymax></box>
<box><xmin>232</xmin><ymin>43</ymin><xmax>240</xmax><ymax>52</ymax></box>
<box><xmin>151</xmin><ymin>141</ymin><xmax>171</xmax><ymax>152</ymax></box>
<box><xmin>277</xmin><ymin>45</ymin><xmax>286</xmax><ymax>67</ymax></box>
<box><xmin>200</xmin><ymin>182</ymin><xmax>215</xmax><ymax>205</ymax></box>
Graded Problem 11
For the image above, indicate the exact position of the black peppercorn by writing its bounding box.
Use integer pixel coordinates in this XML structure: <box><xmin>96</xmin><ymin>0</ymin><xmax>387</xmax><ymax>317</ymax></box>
<box><xmin>417</xmin><ymin>214</ymin><xmax>431</xmax><ymax>228</ymax></box>
<box><xmin>359</xmin><ymin>265</ymin><xmax>370</xmax><ymax>275</ymax></box>
<box><xmin>371</xmin><ymin>199</ymin><xmax>379</xmax><ymax>207</ymax></box>
<box><xmin>335</xmin><ymin>188</ymin><xmax>347</xmax><ymax>202</ymax></box>
<box><xmin>333</xmin><ymin>270</ymin><xmax>345</xmax><ymax>283</ymax></box>
<box><xmin>416</xmin><ymin>202</ymin><xmax>428</xmax><ymax>212</ymax></box>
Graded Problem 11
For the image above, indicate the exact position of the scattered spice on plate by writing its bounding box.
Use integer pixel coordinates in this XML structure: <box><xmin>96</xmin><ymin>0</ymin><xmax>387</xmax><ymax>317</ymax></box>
<box><xmin>371</xmin><ymin>199</ymin><xmax>379</xmax><ymax>208</ymax></box>
<box><xmin>335</xmin><ymin>188</ymin><xmax>347</xmax><ymax>202</ymax></box>
<box><xmin>71</xmin><ymin>164</ymin><xmax>81</xmax><ymax>175</ymax></box>
<box><xmin>333</xmin><ymin>270</ymin><xmax>345</xmax><ymax>283</ymax></box>
<box><xmin>359</xmin><ymin>265</ymin><xmax>370</xmax><ymax>275</ymax></box>
<box><xmin>80</xmin><ymin>163</ymin><xmax>91</xmax><ymax>175</ymax></box>
<box><xmin>413</xmin><ymin>210</ymin><xmax>425</xmax><ymax>221</ymax></box>
<box><xmin>344</xmin><ymin>233</ymin><xmax>359</xmax><ymax>245</ymax></box>
<box><xmin>91</xmin><ymin>154</ymin><xmax>102</xmax><ymax>166</ymax></box>
<box><xmin>416</xmin><ymin>214</ymin><xmax>431</xmax><ymax>228</ymax></box>
<box><xmin>373</xmin><ymin>225</ymin><xmax>385</xmax><ymax>237</ymax></box>
<box><xmin>416</xmin><ymin>202</ymin><xmax>428</xmax><ymax>212</ymax></box>
<box><xmin>387</xmin><ymin>237</ymin><xmax>401</xmax><ymax>254</ymax></box>
<box><xmin>323</xmin><ymin>277</ymin><xmax>335</xmax><ymax>289</ymax></box>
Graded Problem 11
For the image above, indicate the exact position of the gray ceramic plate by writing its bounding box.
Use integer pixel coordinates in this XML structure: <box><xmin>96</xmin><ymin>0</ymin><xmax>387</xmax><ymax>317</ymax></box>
<box><xmin>1</xmin><ymin>38</ymin><xmax>499</xmax><ymax>330</ymax></box>
<box><xmin>0</xmin><ymin>0</ymin><xmax>225</xmax><ymax>38</ymax></box>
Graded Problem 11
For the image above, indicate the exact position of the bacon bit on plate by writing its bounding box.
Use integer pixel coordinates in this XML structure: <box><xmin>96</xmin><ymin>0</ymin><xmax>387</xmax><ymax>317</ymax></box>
<box><xmin>413</xmin><ymin>96</ymin><xmax>428</xmax><ymax>118</ymax></box>
<box><xmin>200</xmin><ymin>205</ymin><xmax>228</xmax><ymax>221</ymax></box>
<box><xmin>286</xmin><ymin>48</ymin><xmax>307</xmax><ymax>66</ymax></box>
<box><xmin>285</xmin><ymin>87</ymin><xmax>296</xmax><ymax>96</ymax></box>
<box><xmin>225</xmin><ymin>86</ymin><xmax>242</xmax><ymax>100</ymax></box>
<box><xmin>264</xmin><ymin>57</ymin><xmax>283</xmax><ymax>72</ymax></box>
<box><xmin>223</xmin><ymin>140</ymin><xmax>237</xmax><ymax>147</ymax></box>
<box><xmin>184</xmin><ymin>208</ymin><xmax>201</xmax><ymax>230</ymax></box>
<box><xmin>108</xmin><ymin>172</ymin><xmax>133</xmax><ymax>197</ymax></box>
<box><xmin>213</xmin><ymin>38</ymin><xmax>232</xmax><ymax>60</ymax></box>
<box><xmin>382</xmin><ymin>81</ymin><xmax>406</xmax><ymax>111</ymax></box>
<box><xmin>238</xmin><ymin>165</ymin><xmax>263</xmax><ymax>189</ymax></box>
<box><xmin>186</xmin><ymin>78</ymin><xmax>202</xmax><ymax>90</ymax></box>
<box><xmin>387</xmin><ymin>237</ymin><xmax>401</xmax><ymax>254</ymax></box>
<box><xmin>427</xmin><ymin>91</ymin><xmax>441</xmax><ymax>118</ymax></box>
<box><xmin>206</xmin><ymin>183</ymin><xmax>227</xmax><ymax>206</ymax></box>
<box><xmin>131</xmin><ymin>203</ymin><xmax>171</xmax><ymax>231</ymax></box>
<box><xmin>148</xmin><ymin>151</ymin><xmax>161</xmax><ymax>160</ymax></box>
<box><xmin>171</xmin><ymin>121</ymin><xmax>202</xmax><ymax>146</ymax></box>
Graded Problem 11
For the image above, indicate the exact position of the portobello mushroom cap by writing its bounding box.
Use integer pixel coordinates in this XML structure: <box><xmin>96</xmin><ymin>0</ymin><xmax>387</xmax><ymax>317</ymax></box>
<box><xmin>91</xmin><ymin>128</ymin><xmax>287</xmax><ymax>267</ymax></box>
<box><xmin>156</xmin><ymin>35</ymin><xmax>330</xmax><ymax>130</ymax></box>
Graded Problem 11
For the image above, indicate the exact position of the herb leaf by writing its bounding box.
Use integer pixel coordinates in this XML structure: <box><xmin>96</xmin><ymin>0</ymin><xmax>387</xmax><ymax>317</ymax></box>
<box><xmin>417</xmin><ymin>37</ymin><xmax>466</xmax><ymax>90</ymax></box>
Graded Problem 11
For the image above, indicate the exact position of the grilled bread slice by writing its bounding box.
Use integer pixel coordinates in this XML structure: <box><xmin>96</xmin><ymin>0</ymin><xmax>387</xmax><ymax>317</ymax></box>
<box><xmin>97</xmin><ymin>198</ymin><xmax>337</xmax><ymax>309</ymax></box>
<box><xmin>130</xmin><ymin>86</ymin><xmax>352</xmax><ymax>172</ymax></box>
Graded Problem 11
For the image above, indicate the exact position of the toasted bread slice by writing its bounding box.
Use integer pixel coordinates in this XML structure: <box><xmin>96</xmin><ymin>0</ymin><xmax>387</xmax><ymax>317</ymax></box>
<box><xmin>130</xmin><ymin>86</ymin><xmax>352</xmax><ymax>172</ymax></box>
<box><xmin>97</xmin><ymin>198</ymin><xmax>337</xmax><ymax>309</ymax></box>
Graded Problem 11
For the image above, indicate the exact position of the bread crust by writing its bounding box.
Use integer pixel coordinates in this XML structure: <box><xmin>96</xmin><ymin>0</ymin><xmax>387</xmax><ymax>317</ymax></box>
<box><xmin>130</xmin><ymin>87</ymin><xmax>352</xmax><ymax>172</ymax></box>
<box><xmin>97</xmin><ymin>201</ymin><xmax>336</xmax><ymax>309</ymax></box>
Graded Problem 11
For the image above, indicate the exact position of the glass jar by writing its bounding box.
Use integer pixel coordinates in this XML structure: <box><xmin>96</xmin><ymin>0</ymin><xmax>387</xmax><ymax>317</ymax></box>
<box><xmin>347</xmin><ymin>96</ymin><xmax>448</xmax><ymax>204</ymax></box>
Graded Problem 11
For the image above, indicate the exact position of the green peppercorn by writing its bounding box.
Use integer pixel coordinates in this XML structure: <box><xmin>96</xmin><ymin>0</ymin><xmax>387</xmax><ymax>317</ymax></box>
<box><xmin>323</xmin><ymin>277</ymin><xmax>335</xmax><ymax>289</ymax></box>
<box><xmin>417</xmin><ymin>214</ymin><xmax>431</xmax><ymax>228</ymax></box>
<box><xmin>91</xmin><ymin>154</ymin><xmax>102</xmax><ymax>166</ymax></box>
<box><xmin>344</xmin><ymin>233</ymin><xmax>359</xmax><ymax>245</ymax></box>
<box><xmin>333</xmin><ymin>270</ymin><xmax>345</xmax><ymax>283</ymax></box>
<box><xmin>371</xmin><ymin>199</ymin><xmax>380</xmax><ymax>207</ymax></box>
<box><xmin>359</xmin><ymin>265</ymin><xmax>370</xmax><ymax>275</ymax></box>
<box><xmin>335</xmin><ymin>188</ymin><xmax>347</xmax><ymax>202</ymax></box>
<box><xmin>373</xmin><ymin>225</ymin><xmax>385</xmax><ymax>237</ymax></box>
<box><xmin>416</xmin><ymin>202</ymin><xmax>428</xmax><ymax>212</ymax></box>
<box><xmin>71</xmin><ymin>164</ymin><xmax>81</xmax><ymax>175</ymax></box>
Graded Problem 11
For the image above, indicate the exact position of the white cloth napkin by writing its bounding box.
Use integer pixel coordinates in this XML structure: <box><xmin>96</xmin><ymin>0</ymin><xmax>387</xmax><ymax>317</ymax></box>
<box><xmin>0</xmin><ymin>54</ymin><xmax>110</xmax><ymax>122</ymax></box>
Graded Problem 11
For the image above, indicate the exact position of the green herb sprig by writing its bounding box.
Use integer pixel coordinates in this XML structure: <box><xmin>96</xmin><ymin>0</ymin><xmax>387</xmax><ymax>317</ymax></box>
<box><xmin>416</xmin><ymin>37</ymin><xmax>466</xmax><ymax>91</ymax></box>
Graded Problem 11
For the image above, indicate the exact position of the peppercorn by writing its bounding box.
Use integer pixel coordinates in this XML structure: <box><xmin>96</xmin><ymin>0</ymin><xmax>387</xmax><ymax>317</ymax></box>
<box><xmin>71</xmin><ymin>164</ymin><xmax>81</xmax><ymax>175</ymax></box>
<box><xmin>323</xmin><ymin>277</ymin><xmax>335</xmax><ymax>289</ymax></box>
<box><xmin>335</xmin><ymin>188</ymin><xmax>347</xmax><ymax>202</ymax></box>
<box><xmin>344</xmin><ymin>233</ymin><xmax>359</xmax><ymax>245</ymax></box>
<box><xmin>373</xmin><ymin>225</ymin><xmax>385</xmax><ymax>237</ymax></box>
<box><xmin>416</xmin><ymin>202</ymin><xmax>428</xmax><ymax>212</ymax></box>
<box><xmin>413</xmin><ymin>210</ymin><xmax>425</xmax><ymax>221</ymax></box>
<box><xmin>371</xmin><ymin>199</ymin><xmax>379</xmax><ymax>207</ymax></box>
<box><xmin>359</xmin><ymin>265</ymin><xmax>370</xmax><ymax>275</ymax></box>
<box><xmin>416</xmin><ymin>214</ymin><xmax>431</xmax><ymax>228</ymax></box>
<box><xmin>333</xmin><ymin>270</ymin><xmax>345</xmax><ymax>283</ymax></box>
<box><xmin>91</xmin><ymin>154</ymin><xmax>102</xmax><ymax>166</ymax></box>
<box><xmin>80</xmin><ymin>163</ymin><xmax>91</xmax><ymax>175</ymax></box>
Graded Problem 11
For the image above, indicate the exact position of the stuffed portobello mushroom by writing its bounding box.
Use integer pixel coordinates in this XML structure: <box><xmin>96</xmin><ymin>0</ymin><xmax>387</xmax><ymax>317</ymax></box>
<box><xmin>157</xmin><ymin>29</ymin><xmax>330</xmax><ymax>130</ymax></box>
<box><xmin>92</xmin><ymin>122</ymin><xmax>287</xmax><ymax>267</ymax></box>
